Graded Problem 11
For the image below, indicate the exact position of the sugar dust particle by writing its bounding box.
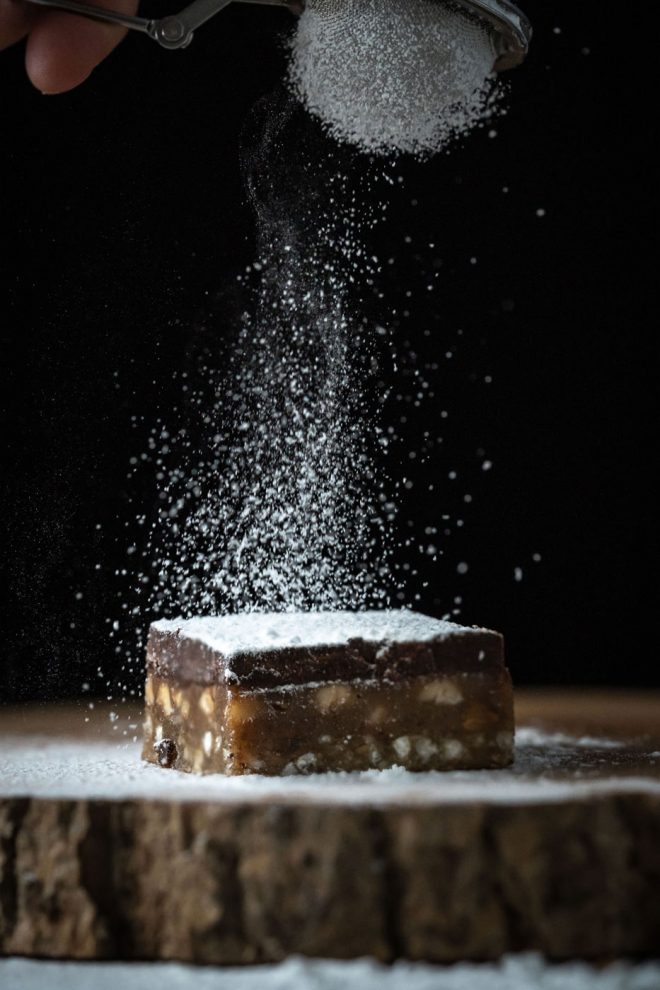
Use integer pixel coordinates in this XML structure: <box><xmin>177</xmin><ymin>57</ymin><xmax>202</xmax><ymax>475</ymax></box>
<box><xmin>552</xmin><ymin>26</ymin><xmax>562</xmax><ymax>34</ymax></box>
<box><xmin>514</xmin><ymin>567</ymin><xmax>523</xmax><ymax>582</ymax></box>
<box><xmin>532</xmin><ymin>553</ymin><xmax>542</xmax><ymax>562</ymax></box>
<box><xmin>481</xmin><ymin>460</ymin><xmax>493</xmax><ymax>471</ymax></box>
<box><xmin>457</xmin><ymin>562</ymin><xmax>469</xmax><ymax>575</ymax></box>
<box><xmin>536</xmin><ymin>208</ymin><xmax>546</xmax><ymax>217</ymax></box>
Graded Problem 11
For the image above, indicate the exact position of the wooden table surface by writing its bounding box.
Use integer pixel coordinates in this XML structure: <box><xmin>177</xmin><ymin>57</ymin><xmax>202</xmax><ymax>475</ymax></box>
<box><xmin>514</xmin><ymin>687</ymin><xmax>660</xmax><ymax>739</ymax></box>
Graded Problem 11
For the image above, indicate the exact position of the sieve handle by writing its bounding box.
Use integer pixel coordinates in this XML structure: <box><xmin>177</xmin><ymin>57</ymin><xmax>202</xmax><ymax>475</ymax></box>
<box><xmin>23</xmin><ymin>0</ymin><xmax>157</xmax><ymax>36</ymax></box>
<box><xmin>21</xmin><ymin>0</ymin><xmax>293</xmax><ymax>48</ymax></box>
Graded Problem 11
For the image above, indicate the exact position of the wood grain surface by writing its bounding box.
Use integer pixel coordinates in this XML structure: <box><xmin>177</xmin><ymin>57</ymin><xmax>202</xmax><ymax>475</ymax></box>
<box><xmin>1</xmin><ymin>690</ymin><xmax>659</xmax><ymax>964</ymax></box>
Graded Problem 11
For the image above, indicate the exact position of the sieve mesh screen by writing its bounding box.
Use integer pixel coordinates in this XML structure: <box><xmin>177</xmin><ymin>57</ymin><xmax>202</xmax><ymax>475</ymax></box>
<box><xmin>289</xmin><ymin>0</ymin><xmax>503</xmax><ymax>157</ymax></box>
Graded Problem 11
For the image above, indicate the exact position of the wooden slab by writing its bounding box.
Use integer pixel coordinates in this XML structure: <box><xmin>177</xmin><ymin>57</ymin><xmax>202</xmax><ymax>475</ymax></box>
<box><xmin>1</xmin><ymin>690</ymin><xmax>659</xmax><ymax>964</ymax></box>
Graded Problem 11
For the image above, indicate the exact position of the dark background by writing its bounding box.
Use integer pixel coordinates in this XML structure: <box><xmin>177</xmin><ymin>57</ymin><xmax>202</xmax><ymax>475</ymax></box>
<box><xmin>0</xmin><ymin>0</ymin><xmax>656</xmax><ymax>702</ymax></box>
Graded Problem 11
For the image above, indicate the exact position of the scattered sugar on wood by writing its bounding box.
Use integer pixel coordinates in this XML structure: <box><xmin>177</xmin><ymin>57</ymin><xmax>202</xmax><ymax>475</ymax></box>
<box><xmin>3</xmin><ymin>728</ymin><xmax>658</xmax><ymax>806</ymax></box>
<box><xmin>2</xmin><ymin>953</ymin><xmax>659</xmax><ymax>990</ymax></box>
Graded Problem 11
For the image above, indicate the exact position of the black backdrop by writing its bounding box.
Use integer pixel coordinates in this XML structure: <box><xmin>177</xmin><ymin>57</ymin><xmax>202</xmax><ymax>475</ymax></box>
<box><xmin>0</xmin><ymin>0</ymin><xmax>656</xmax><ymax>701</ymax></box>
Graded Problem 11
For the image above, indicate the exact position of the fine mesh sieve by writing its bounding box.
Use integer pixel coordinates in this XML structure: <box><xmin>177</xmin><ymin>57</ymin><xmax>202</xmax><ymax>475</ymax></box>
<box><xmin>289</xmin><ymin>0</ymin><xmax>528</xmax><ymax>156</ymax></box>
<box><xmin>21</xmin><ymin>0</ymin><xmax>531</xmax><ymax>64</ymax></box>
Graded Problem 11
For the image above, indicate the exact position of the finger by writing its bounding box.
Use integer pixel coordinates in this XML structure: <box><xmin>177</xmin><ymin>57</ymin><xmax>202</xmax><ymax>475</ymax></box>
<box><xmin>0</xmin><ymin>0</ymin><xmax>35</xmax><ymax>51</ymax></box>
<box><xmin>25</xmin><ymin>0</ymin><xmax>137</xmax><ymax>94</ymax></box>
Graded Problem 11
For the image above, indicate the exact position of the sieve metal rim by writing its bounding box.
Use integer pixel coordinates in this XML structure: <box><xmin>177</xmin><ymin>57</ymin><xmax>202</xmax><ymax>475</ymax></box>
<box><xmin>239</xmin><ymin>0</ymin><xmax>532</xmax><ymax>71</ymax></box>
<box><xmin>452</xmin><ymin>0</ymin><xmax>532</xmax><ymax>70</ymax></box>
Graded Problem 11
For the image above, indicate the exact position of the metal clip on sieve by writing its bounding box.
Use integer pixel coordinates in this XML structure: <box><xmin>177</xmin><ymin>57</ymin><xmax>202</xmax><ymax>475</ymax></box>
<box><xmin>20</xmin><ymin>0</ymin><xmax>531</xmax><ymax>64</ymax></box>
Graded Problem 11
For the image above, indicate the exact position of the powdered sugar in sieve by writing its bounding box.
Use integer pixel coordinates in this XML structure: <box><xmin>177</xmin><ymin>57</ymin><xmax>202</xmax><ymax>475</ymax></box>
<box><xmin>289</xmin><ymin>0</ymin><xmax>511</xmax><ymax>157</ymax></box>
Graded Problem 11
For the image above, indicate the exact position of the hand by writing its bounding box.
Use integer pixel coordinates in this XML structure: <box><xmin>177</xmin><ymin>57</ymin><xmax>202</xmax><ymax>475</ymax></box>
<box><xmin>0</xmin><ymin>0</ymin><xmax>138</xmax><ymax>93</ymax></box>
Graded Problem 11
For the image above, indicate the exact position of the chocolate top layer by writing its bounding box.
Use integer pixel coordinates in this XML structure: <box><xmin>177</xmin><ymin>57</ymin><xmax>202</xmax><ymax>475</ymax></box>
<box><xmin>146</xmin><ymin>611</ymin><xmax>505</xmax><ymax>689</ymax></box>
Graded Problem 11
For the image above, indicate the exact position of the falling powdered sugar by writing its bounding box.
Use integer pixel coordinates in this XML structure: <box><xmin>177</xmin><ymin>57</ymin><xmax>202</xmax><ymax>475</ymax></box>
<box><xmin>288</xmin><ymin>0</ymin><xmax>503</xmax><ymax>157</ymax></box>
<box><xmin>135</xmin><ymin>97</ymin><xmax>395</xmax><ymax>621</ymax></box>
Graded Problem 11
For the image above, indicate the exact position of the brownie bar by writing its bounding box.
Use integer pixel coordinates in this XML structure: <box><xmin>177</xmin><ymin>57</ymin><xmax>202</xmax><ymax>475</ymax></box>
<box><xmin>142</xmin><ymin>610</ymin><xmax>514</xmax><ymax>775</ymax></box>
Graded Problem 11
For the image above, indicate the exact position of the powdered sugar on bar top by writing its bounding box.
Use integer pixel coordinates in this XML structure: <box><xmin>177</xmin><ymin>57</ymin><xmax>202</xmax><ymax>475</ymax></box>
<box><xmin>151</xmin><ymin>610</ymin><xmax>484</xmax><ymax>659</ymax></box>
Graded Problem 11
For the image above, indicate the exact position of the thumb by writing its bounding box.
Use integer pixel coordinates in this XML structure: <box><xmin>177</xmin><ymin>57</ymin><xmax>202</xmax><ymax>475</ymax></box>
<box><xmin>25</xmin><ymin>0</ymin><xmax>138</xmax><ymax>94</ymax></box>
